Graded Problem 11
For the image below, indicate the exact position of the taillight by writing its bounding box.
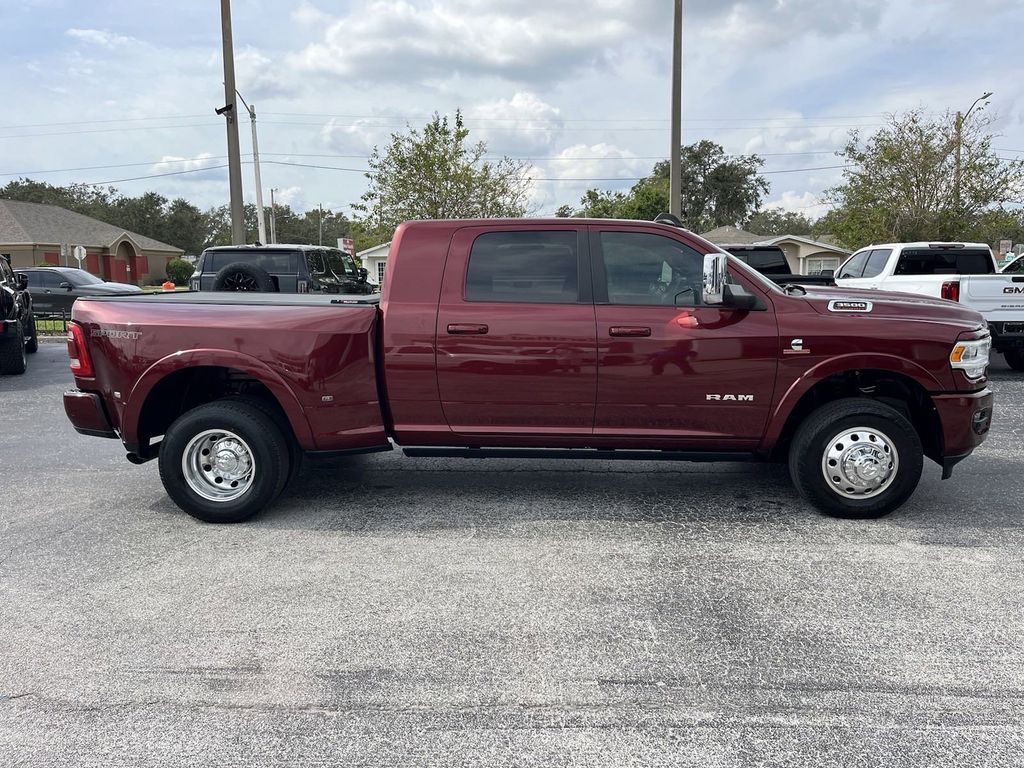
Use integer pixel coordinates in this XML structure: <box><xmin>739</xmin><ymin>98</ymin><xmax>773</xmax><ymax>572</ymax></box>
<box><xmin>941</xmin><ymin>281</ymin><xmax>960</xmax><ymax>302</ymax></box>
<box><xmin>67</xmin><ymin>322</ymin><xmax>94</xmax><ymax>378</ymax></box>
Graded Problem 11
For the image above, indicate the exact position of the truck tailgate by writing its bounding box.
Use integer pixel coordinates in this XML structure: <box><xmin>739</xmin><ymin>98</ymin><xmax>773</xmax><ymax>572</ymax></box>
<box><xmin>961</xmin><ymin>274</ymin><xmax>1024</xmax><ymax>323</ymax></box>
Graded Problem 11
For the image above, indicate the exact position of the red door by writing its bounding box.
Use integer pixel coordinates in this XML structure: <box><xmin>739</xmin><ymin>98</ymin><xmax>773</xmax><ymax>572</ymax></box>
<box><xmin>590</xmin><ymin>226</ymin><xmax>779</xmax><ymax>443</ymax></box>
<box><xmin>435</xmin><ymin>226</ymin><xmax>597</xmax><ymax>437</ymax></box>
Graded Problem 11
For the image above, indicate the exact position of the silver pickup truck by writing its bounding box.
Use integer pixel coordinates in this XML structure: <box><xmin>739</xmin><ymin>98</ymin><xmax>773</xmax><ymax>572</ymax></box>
<box><xmin>835</xmin><ymin>242</ymin><xmax>1024</xmax><ymax>370</ymax></box>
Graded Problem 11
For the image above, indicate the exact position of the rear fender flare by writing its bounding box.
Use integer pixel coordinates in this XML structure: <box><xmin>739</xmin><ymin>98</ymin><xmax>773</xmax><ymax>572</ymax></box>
<box><xmin>762</xmin><ymin>353</ymin><xmax>944</xmax><ymax>450</ymax></box>
<box><xmin>123</xmin><ymin>348</ymin><xmax>314</xmax><ymax>450</ymax></box>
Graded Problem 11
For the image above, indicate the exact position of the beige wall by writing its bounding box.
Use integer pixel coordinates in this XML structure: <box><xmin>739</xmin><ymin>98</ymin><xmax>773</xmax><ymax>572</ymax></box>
<box><xmin>774</xmin><ymin>239</ymin><xmax>848</xmax><ymax>274</ymax></box>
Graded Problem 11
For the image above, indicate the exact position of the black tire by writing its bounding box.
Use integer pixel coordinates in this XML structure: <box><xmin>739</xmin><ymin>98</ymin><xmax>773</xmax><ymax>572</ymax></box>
<box><xmin>0</xmin><ymin>319</ymin><xmax>27</xmax><ymax>375</ymax></box>
<box><xmin>211</xmin><ymin>261</ymin><xmax>277</xmax><ymax>293</ymax></box>
<box><xmin>158</xmin><ymin>400</ymin><xmax>291</xmax><ymax>523</ymax></box>
<box><xmin>25</xmin><ymin>316</ymin><xmax>38</xmax><ymax>353</ymax></box>
<box><xmin>1004</xmin><ymin>349</ymin><xmax>1024</xmax><ymax>372</ymax></box>
<box><xmin>788</xmin><ymin>398</ymin><xmax>923</xmax><ymax>519</ymax></box>
<box><xmin>221</xmin><ymin>395</ymin><xmax>304</xmax><ymax>493</ymax></box>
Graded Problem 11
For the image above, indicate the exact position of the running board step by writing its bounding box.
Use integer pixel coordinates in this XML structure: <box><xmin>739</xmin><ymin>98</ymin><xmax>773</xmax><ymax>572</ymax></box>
<box><xmin>401</xmin><ymin>447</ymin><xmax>754</xmax><ymax>462</ymax></box>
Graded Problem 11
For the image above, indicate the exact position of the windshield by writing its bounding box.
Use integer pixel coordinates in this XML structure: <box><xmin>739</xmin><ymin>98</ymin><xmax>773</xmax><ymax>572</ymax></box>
<box><xmin>68</xmin><ymin>270</ymin><xmax>104</xmax><ymax>286</ymax></box>
<box><xmin>322</xmin><ymin>249</ymin><xmax>357</xmax><ymax>277</ymax></box>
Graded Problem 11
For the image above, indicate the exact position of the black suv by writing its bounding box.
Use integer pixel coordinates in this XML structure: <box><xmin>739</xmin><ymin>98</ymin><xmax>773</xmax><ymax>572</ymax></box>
<box><xmin>190</xmin><ymin>244</ymin><xmax>376</xmax><ymax>295</ymax></box>
<box><xmin>0</xmin><ymin>257</ymin><xmax>37</xmax><ymax>375</ymax></box>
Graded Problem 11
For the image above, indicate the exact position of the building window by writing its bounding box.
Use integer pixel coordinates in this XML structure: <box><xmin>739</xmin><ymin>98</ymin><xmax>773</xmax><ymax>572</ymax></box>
<box><xmin>806</xmin><ymin>256</ymin><xmax>840</xmax><ymax>275</ymax></box>
<box><xmin>377</xmin><ymin>262</ymin><xmax>386</xmax><ymax>284</ymax></box>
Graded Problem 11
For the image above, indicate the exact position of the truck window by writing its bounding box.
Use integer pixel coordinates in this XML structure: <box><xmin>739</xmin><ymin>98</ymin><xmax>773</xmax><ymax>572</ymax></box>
<box><xmin>205</xmin><ymin>250</ymin><xmax>300</xmax><ymax>274</ymax></box>
<box><xmin>465</xmin><ymin>231</ymin><xmax>579</xmax><ymax>303</ymax></box>
<box><xmin>860</xmin><ymin>248</ymin><xmax>892</xmax><ymax>279</ymax></box>
<box><xmin>836</xmin><ymin>251</ymin><xmax>870</xmax><ymax>279</ymax></box>
<box><xmin>894</xmin><ymin>248</ymin><xmax>995</xmax><ymax>276</ymax></box>
<box><xmin>599</xmin><ymin>231</ymin><xmax>704</xmax><ymax>306</ymax></box>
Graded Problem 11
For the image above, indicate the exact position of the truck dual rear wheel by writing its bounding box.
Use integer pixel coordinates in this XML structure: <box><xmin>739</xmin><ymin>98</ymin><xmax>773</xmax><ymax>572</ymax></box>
<box><xmin>159</xmin><ymin>401</ymin><xmax>290</xmax><ymax>523</ymax></box>
<box><xmin>789</xmin><ymin>398</ymin><xmax>923</xmax><ymax>518</ymax></box>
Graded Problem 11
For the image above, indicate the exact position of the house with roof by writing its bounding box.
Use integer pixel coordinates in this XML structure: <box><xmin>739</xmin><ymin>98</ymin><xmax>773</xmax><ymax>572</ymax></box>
<box><xmin>0</xmin><ymin>199</ymin><xmax>183</xmax><ymax>284</ymax></box>
<box><xmin>357</xmin><ymin>241</ymin><xmax>391</xmax><ymax>286</ymax></box>
<box><xmin>700</xmin><ymin>225</ymin><xmax>851</xmax><ymax>275</ymax></box>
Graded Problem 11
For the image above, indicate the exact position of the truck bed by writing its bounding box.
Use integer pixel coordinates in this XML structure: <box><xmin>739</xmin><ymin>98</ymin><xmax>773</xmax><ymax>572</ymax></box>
<box><xmin>70</xmin><ymin>291</ymin><xmax>387</xmax><ymax>455</ymax></box>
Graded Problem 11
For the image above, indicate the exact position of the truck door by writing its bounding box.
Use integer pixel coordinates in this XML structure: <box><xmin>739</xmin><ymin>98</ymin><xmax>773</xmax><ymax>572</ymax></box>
<box><xmin>435</xmin><ymin>226</ymin><xmax>597</xmax><ymax>436</ymax></box>
<box><xmin>590</xmin><ymin>226</ymin><xmax>779</xmax><ymax>442</ymax></box>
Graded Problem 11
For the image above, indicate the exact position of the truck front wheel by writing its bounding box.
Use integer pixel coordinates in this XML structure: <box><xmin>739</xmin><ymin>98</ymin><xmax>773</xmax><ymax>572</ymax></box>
<box><xmin>158</xmin><ymin>400</ymin><xmax>291</xmax><ymax>523</ymax></box>
<box><xmin>788</xmin><ymin>398</ymin><xmax>923</xmax><ymax>518</ymax></box>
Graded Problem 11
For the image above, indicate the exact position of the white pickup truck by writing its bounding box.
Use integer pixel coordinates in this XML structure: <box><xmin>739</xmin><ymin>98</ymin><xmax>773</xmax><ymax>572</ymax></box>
<box><xmin>835</xmin><ymin>242</ymin><xmax>1024</xmax><ymax>371</ymax></box>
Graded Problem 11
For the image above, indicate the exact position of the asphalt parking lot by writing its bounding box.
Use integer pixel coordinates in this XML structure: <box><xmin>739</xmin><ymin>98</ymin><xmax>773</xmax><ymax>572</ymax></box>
<box><xmin>1</xmin><ymin>342</ymin><xmax>1023</xmax><ymax>767</ymax></box>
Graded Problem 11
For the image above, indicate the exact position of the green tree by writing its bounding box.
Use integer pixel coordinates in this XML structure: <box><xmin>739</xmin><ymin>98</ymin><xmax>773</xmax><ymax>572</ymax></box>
<box><xmin>353</xmin><ymin>111</ymin><xmax>532</xmax><ymax>239</ymax></box>
<box><xmin>165</xmin><ymin>258</ymin><xmax>193</xmax><ymax>285</ymax></box>
<box><xmin>824</xmin><ymin>108</ymin><xmax>1024</xmax><ymax>247</ymax></box>
<box><xmin>744</xmin><ymin>209</ymin><xmax>815</xmax><ymax>237</ymax></box>
<box><xmin>559</xmin><ymin>140</ymin><xmax>768</xmax><ymax>230</ymax></box>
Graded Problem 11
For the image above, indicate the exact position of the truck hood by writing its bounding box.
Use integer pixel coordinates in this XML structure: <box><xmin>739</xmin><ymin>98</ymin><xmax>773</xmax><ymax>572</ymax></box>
<box><xmin>800</xmin><ymin>286</ymin><xmax>986</xmax><ymax>330</ymax></box>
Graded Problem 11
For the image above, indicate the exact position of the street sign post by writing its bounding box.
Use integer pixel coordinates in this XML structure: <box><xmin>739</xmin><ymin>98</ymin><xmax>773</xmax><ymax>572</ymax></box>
<box><xmin>73</xmin><ymin>245</ymin><xmax>86</xmax><ymax>265</ymax></box>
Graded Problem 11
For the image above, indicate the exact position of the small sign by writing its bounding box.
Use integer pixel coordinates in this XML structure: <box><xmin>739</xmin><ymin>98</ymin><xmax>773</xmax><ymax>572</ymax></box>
<box><xmin>73</xmin><ymin>245</ymin><xmax>86</xmax><ymax>263</ymax></box>
<box><xmin>338</xmin><ymin>237</ymin><xmax>355</xmax><ymax>256</ymax></box>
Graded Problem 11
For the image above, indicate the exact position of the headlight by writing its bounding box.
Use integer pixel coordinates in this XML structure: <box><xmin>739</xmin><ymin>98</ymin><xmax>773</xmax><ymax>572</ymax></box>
<box><xmin>950</xmin><ymin>335</ymin><xmax>991</xmax><ymax>380</ymax></box>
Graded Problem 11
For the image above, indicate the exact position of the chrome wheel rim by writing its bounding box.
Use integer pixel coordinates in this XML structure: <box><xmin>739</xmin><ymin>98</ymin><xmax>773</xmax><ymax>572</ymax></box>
<box><xmin>181</xmin><ymin>429</ymin><xmax>256</xmax><ymax>502</ymax></box>
<box><xmin>821</xmin><ymin>426</ymin><xmax>899</xmax><ymax>499</ymax></box>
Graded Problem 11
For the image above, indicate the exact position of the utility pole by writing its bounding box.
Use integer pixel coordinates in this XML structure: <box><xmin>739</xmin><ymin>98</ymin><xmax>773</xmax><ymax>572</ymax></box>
<box><xmin>318</xmin><ymin>203</ymin><xmax>324</xmax><ymax>246</ymax></box>
<box><xmin>219</xmin><ymin>0</ymin><xmax>245</xmax><ymax>244</ymax></box>
<box><xmin>236</xmin><ymin>90</ymin><xmax>267</xmax><ymax>244</ymax></box>
<box><xmin>670</xmin><ymin>0</ymin><xmax>683</xmax><ymax>219</ymax></box>
<box><xmin>269</xmin><ymin>188</ymin><xmax>277</xmax><ymax>244</ymax></box>
<box><xmin>954</xmin><ymin>91</ymin><xmax>993</xmax><ymax>213</ymax></box>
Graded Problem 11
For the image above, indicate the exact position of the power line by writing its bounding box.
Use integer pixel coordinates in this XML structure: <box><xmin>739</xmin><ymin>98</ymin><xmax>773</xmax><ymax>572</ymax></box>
<box><xmin>0</xmin><ymin>154</ymin><xmax>237</xmax><ymax>178</ymax></box>
<box><xmin>262</xmin><ymin>110</ymin><xmax>889</xmax><ymax>123</ymax></box>
<box><xmin>0</xmin><ymin>122</ymin><xmax>220</xmax><ymax>140</ymax></box>
<box><xmin>0</xmin><ymin>114</ymin><xmax>210</xmax><ymax>131</ymax></box>
<box><xmin>83</xmin><ymin>164</ymin><xmax>231</xmax><ymax>186</ymax></box>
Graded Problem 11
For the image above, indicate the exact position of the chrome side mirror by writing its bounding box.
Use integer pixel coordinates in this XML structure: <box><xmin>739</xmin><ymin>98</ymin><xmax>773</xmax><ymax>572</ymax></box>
<box><xmin>702</xmin><ymin>253</ymin><xmax>727</xmax><ymax>305</ymax></box>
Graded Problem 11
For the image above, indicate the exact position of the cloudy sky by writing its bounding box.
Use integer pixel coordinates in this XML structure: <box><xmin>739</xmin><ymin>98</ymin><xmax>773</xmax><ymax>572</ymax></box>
<box><xmin>3</xmin><ymin>0</ymin><xmax>1022</xmax><ymax>225</ymax></box>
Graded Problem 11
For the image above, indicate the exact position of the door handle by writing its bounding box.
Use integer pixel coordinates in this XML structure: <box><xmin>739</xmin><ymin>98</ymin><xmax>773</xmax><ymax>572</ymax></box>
<box><xmin>609</xmin><ymin>326</ymin><xmax>651</xmax><ymax>337</ymax></box>
<box><xmin>447</xmin><ymin>323</ymin><xmax>489</xmax><ymax>335</ymax></box>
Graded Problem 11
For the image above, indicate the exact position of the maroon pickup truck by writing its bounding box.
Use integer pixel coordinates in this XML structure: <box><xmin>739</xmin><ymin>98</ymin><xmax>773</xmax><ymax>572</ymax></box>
<box><xmin>63</xmin><ymin>218</ymin><xmax>994</xmax><ymax>523</ymax></box>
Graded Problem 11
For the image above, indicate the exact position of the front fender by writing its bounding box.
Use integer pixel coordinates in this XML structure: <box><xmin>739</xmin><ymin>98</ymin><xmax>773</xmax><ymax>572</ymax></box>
<box><xmin>123</xmin><ymin>348</ymin><xmax>315</xmax><ymax>450</ymax></box>
<box><xmin>762</xmin><ymin>352</ymin><xmax>945</xmax><ymax>451</ymax></box>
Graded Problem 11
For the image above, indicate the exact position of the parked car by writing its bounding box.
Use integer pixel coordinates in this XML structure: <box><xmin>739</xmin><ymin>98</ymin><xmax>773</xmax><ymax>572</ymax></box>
<box><xmin>834</xmin><ymin>242</ymin><xmax>1024</xmax><ymax>370</ymax></box>
<box><xmin>0</xmin><ymin>257</ymin><xmax>36</xmax><ymax>374</ymax></box>
<box><xmin>721</xmin><ymin>244</ymin><xmax>836</xmax><ymax>286</ymax></box>
<box><xmin>190</xmin><ymin>244</ymin><xmax>377</xmax><ymax>295</ymax></box>
<box><xmin>15</xmin><ymin>266</ymin><xmax>142</xmax><ymax>315</ymax></box>
<box><xmin>63</xmin><ymin>217</ymin><xmax>993</xmax><ymax>524</ymax></box>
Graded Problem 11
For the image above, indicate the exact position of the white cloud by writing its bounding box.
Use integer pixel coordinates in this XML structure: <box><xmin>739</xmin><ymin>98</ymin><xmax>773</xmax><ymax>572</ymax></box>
<box><xmin>65</xmin><ymin>28</ymin><xmax>137</xmax><ymax>48</ymax></box>
<box><xmin>235</xmin><ymin>47</ymin><xmax>297</xmax><ymax>101</ymax></box>
<box><xmin>151</xmin><ymin>153</ymin><xmax>223</xmax><ymax>179</ymax></box>
<box><xmin>764</xmin><ymin>190</ymin><xmax>833</xmax><ymax>219</ymax></box>
<box><xmin>466</xmin><ymin>92</ymin><xmax>563</xmax><ymax>154</ymax></box>
<box><xmin>287</xmin><ymin>0</ymin><xmax>660</xmax><ymax>84</ymax></box>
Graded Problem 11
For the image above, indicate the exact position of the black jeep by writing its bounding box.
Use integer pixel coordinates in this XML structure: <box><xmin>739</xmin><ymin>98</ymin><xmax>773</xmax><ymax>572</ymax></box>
<box><xmin>0</xmin><ymin>256</ymin><xmax>37</xmax><ymax>375</ymax></box>
<box><xmin>190</xmin><ymin>244</ymin><xmax>377</xmax><ymax>295</ymax></box>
